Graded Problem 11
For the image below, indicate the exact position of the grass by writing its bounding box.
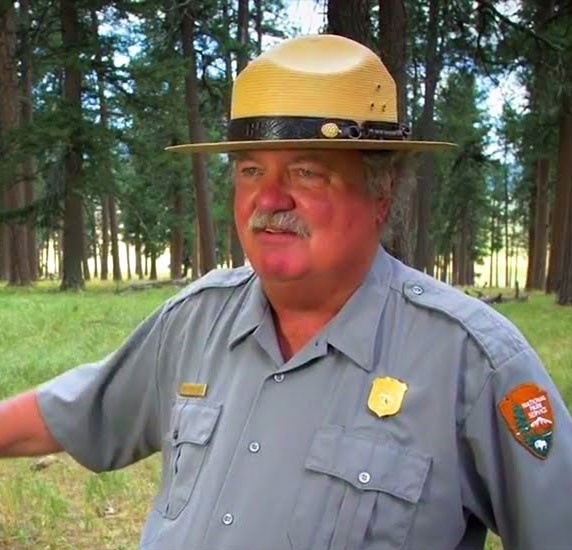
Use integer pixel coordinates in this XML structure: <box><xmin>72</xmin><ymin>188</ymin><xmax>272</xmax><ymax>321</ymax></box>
<box><xmin>0</xmin><ymin>282</ymin><xmax>570</xmax><ymax>549</ymax></box>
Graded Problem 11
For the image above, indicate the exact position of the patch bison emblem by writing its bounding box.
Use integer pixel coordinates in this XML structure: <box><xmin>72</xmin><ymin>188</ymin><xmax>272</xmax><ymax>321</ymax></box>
<box><xmin>499</xmin><ymin>383</ymin><xmax>554</xmax><ymax>459</ymax></box>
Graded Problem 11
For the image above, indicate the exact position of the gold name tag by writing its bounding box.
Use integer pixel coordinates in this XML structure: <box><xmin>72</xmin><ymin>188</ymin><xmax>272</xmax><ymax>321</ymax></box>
<box><xmin>178</xmin><ymin>383</ymin><xmax>208</xmax><ymax>398</ymax></box>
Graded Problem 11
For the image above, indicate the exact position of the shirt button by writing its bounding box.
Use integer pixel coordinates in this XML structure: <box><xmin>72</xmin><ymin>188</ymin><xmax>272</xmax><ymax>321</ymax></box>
<box><xmin>221</xmin><ymin>513</ymin><xmax>234</xmax><ymax>525</ymax></box>
<box><xmin>411</xmin><ymin>284</ymin><xmax>424</xmax><ymax>296</ymax></box>
<box><xmin>273</xmin><ymin>373</ymin><xmax>285</xmax><ymax>383</ymax></box>
<box><xmin>248</xmin><ymin>441</ymin><xmax>260</xmax><ymax>453</ymax></box>
<box><xmin>358</xmin><ymin>471</ymin><xmax>371</xmax><ymax>484</ymax></box>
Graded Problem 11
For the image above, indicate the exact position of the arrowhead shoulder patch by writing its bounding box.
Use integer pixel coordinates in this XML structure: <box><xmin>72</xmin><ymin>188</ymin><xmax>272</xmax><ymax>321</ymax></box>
<box><xmin>498</xmin><ymin>382</ymin><xmax>554</xmax><ymax>459</ymax></box>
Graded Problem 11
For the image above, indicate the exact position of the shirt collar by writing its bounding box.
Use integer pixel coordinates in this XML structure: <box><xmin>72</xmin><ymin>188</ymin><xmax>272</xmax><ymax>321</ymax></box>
<box><xmin>228</xmin><ymin>247</ymin><xmax>393</xmax><ymax>372</ymax></box>
<box><xmin>228</xmin><ymin>276</ymin><xmax>267</xmax><ymax>348</ymax></box>
<box><xmin>325</xmin><ymin>247</ymin><xmax>393</xmax><ymax>371</ymax></box>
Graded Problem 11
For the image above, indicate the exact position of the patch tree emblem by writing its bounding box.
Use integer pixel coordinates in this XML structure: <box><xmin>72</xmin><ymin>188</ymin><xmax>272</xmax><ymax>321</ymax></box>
<box><xmin>498</xmin><ymin>383</ymin><xmax>554</xmax><ymax>459</ymax></box>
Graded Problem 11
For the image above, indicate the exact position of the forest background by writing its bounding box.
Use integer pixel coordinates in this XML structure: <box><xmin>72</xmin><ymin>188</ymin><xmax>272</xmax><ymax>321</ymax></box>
<box><xmin>0</xmin><ymin>0</ymin><xmax>572</xmax><ymax>301</ymax></box>
<box><xmin>1</xmin><ymin>2</ymin><xmax>572</xmax><ymax>548</ymax></box>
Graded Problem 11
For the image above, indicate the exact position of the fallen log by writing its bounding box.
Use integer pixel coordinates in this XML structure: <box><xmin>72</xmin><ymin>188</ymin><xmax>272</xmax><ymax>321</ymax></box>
<box><xmin>115</xmin><ymin>279</ymin><xmax>191</xmax><ymax>293</ymax></box>
<box><xmin>464</xmin><ymin>286</ymin><xmax>530</xmax><ymax>305</ymax></box>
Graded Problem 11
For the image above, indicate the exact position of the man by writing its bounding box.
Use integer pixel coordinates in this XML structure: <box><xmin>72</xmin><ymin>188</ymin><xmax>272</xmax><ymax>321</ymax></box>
<box><xmin>1</xmin><ymin>34</ymin><xmax>571</xmax><ymax>550</ymax></box>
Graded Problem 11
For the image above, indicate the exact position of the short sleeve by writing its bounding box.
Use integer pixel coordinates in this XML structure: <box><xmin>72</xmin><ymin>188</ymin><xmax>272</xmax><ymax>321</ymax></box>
<box><xmin>37</xmin><ymin>307</ymin><xmax>165</xmax><ymax>473</ymax></box>
<box><xmin>460</xmin><ymin>347</ymin><xmax>572</xmax><ymax>549</ymax></box>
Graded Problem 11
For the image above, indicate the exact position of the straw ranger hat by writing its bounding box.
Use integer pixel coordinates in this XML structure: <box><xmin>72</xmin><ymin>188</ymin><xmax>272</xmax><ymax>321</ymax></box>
<box><xmin>167</xmin><ymin>34</ymin><xmax>454</xmax><ymax>154</ymax></box>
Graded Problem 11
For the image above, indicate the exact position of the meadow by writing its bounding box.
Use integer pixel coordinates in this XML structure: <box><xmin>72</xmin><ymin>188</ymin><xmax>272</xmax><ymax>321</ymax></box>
<box><xmin>0</xmin><ymin>282</ymin><xmax>570</xmax><ymax>549</ymax></box>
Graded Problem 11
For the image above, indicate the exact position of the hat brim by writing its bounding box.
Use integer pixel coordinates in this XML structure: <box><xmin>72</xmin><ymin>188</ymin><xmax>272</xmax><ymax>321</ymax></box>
<box><xmin>166</xmin><ymin>139</ymin><xmax>456</xmax><ymax>154</ymax></box>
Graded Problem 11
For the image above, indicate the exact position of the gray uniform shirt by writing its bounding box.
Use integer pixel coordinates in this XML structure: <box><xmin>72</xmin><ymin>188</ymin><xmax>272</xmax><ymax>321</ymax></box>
<box><xmin>38</xmin><ymin>247</ymin><xmax>572</xmax><ymax>549</ymax></box>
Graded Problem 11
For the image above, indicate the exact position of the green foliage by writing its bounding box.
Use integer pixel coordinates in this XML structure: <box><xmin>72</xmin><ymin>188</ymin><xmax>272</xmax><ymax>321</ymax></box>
<box><xmin>433</xmin><ymin>69</ymin><xmax>491</xmax><ymax>263</ymax></box>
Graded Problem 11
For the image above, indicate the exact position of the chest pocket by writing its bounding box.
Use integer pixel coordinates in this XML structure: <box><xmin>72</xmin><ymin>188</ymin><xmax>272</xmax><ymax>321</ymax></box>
<box><xmin>161</xmin><ymin>398</ymin><xmax>221</xmax><ymax>520</ymax></box>
<box><xmin>288</xmin><ymin>425</ymin><xmax>431</xmax><ymax>550</ymax></box>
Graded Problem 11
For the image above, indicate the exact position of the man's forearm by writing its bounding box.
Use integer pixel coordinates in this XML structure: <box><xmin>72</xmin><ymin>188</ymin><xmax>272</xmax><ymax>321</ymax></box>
<box><xmin>0</xmin><ymin>390</ymin><xmax>62</xmax><ymax>457</ymax></box>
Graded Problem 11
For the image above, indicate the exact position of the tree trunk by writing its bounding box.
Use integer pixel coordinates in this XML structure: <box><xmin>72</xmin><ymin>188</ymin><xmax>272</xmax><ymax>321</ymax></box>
<box><xmin>108</xmin><ymin>193</ymin><xmax>122</xmax><ymax>281</ymax></box>
<box><xmin>170</xmin><ymin>189</ymin><xmax>184</xmax><ymax>279</ymax></box>
<box><xmin>413</xmin><ymin>0</ymin><xmax>441</xmax><ymax>274</ymax></box>
<box><xmin>0</xmin><ymin>225</ymin><xmax>8</xmax><ymax>279</ymax></box>
<box><xmin>558</xmin><ymin>162</ymin><xmax>572</xmax><ymax>306</ymax></box>
<box><xmin>458</xmin><ymin>221</ymin><xmax>469</xmax><ymax>287</ymax></box>
<box><xmin>440</xmin><ymin>254</ymin><xmax>448</xmax><ymax>283</ymax></box>
<box><xmin>150</xmin><ymin>251</ymin><xmax>157</xmax><ymax>280</ymax></box>
<box><xmin>503</xmin><ymin>153</ymin><xmax>510</xmax><ymax>288</ymax></box>
<box><xmin>378</xmin><ymin>0</ymin><xmax>414</xmax><ymax>265</ymax></box>
<box><xmin>255</xmin><ymin>0</ymin><xmax>263</xmax><ymax>55</ymax></box>
<box><xmin>180</xmin><ymin>6</ymin><xmax>217</xmax><ymax>274</ymax></box>
<box><xmin>327</xmin><ymin>0</ymin><xmax>375</xmax><ymax>51</ymax></box>
<box><xmin>489</xmin><ymin>204</ymin><xmax>495</xmax><ymax>286</ymax></box>
<box><xmin>379</xmin><ymin>0</ymin><xmax>407</xmax><ymax>123</ymax></box>
<box><xmin>525</xmin><ymin>188</ymin><xmax>536</xmax><ymax>291</ymax></box>
<box><xmin>229</xmin><ymin>0</ymin><xmax>249</xmax><ymax>268</ymax></box>
<box><xmin>92</xmin><ymin>224</ymin><xmax>98</xmax><ymax>278</ymax></box>
<box><xmin>60</xmin><ymin>0</ymin><xmax>84</xmax><ymax>291</ymax></box>
<box><xmin>91</xmin><ymin>10</ymin><xmax>120</xmax><ymax>283</ymax></box>
<box><xmin>125</xmin><ymin>240</ymin><xmax>131</xmax><ymax>279</ymax></box>
<box><xmin>20</xmin><ymin>0</ymin><xmax>37</xmax><ymax>280</ymax></box>
<box><xmin>532</xmin><ymin>158</ymin><xmax>549</xmax><ymax>289</ymax></box>
<box><xmin>557</xmin><ymin>164</ymin><xmax>572</xmax><ymax>304</ymax></box>
<box><xmin>547</xmin><ymin>92</ymin><xmax>572</xmax><ymax>293</ymax></box>
<box><xmin>82</xmin><ymin>237</ymin><xmax>91</xmax><ymax>281</ymax></box>
<box><xmin>452</xmin><ymin>243</ymin><xmax>459</xmax><ymax>286</ymax></box>
<box><xmin>100</xmin><ymin>195</ymin><xmax>110</xmax><ymax>279</ymax></box>
<box><xmin>193</xmin><ymin>224</ymin><xmax>200</xmax><ymax>280</ymax></box>
<box><xmin>0</xmin><ymin>3</ymin><xmax>30</xmax><ymax>285</ymax></box>
<box><xmin>53</xmin><ymin>232</ymin><xmax>61</xmax><ymax>277</ymax></box>
<box><xmin>135</xmin><ymin>236</ymin><xmax>143</xmax><ymax>279</ymax></box>
<box><xmin>525</xmin><ymin>0</ymin><xmax>554</xmax><ymax>291</ymax></box>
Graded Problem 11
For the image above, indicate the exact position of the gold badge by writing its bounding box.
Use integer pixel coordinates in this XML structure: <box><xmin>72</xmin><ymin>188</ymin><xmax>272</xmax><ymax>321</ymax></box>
<box><xmin>320</xmin><ymin>122</ymin><xmax>341</xmax><ymax>138</ymax></box>
<box><xmin>368</xmin><ymin>377</ymin><xmax>408</xmax><ymax>417</ymax></box>
<box><xmin>178</xmin><ymin>383</ymin><xmax>208</xmax><ymax>398</ymax></box>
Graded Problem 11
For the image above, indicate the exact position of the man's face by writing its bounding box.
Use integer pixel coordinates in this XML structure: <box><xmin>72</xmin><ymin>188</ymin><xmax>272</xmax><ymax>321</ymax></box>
<box><xmin>233</xmin><ymin>149</ymin><xmax>391</xmax><ymax>283</ymax></box>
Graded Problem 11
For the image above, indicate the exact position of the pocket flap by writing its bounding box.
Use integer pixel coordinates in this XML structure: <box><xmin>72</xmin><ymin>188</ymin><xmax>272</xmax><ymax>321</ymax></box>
<box><xmin>170</xmin><ymin>400</ymin><xmax>222</xmax><ymax>446</ymax></box>
<box><xmin>305</xmin><ymin>425</ymin><xmax>431</xmax><ymax>504</ymax></box>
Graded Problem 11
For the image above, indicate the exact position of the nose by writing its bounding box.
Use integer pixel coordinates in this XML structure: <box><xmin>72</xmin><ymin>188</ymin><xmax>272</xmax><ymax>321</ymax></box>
<box><xmin>255</xmin><ymin>172</ymin><xmax>295</xmax><ymax>213</ymax></box>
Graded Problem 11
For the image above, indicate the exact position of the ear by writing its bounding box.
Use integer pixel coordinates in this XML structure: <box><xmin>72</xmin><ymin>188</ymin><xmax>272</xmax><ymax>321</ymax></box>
<box><xmin>375</xmin><ymin>197</ymin><xmax>392</xmax><ymax>226</ymax></box>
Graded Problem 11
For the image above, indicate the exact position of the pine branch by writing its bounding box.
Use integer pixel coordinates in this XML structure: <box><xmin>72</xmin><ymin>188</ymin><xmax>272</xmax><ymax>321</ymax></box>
<box><xmin>476</xmin><ymin>0</ymin><xmax>562</xmax><ymax>52</ymax></box>
<box><xmin>0</xmin><ymin>190</ymin><xmax>64</xmax><ymax>224</ymax></box>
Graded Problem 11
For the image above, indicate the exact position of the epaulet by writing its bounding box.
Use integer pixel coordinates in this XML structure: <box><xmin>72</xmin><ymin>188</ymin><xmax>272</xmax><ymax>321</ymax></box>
<box><xmin>163</xmin><ymin>266</ymin><xmax>255</xmax><ymax>313</ymax></box>
<box><xmin>400</xmin><ymin>277</ymin><xmax>529</xmax><ymax>370</ymax></box>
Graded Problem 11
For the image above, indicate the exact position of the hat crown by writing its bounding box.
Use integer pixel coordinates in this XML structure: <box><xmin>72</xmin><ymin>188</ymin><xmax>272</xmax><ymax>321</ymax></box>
<box><xmin>231</xmin><ymin>34</ymin><xmax>398</xmax><ymax>124</ymax></box>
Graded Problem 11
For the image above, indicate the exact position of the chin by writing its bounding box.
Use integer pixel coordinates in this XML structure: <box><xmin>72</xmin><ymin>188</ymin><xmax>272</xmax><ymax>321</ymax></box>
<box><xmin>251</xmin><ymin>253</ymin><xmax>310</xmax><ymax>281</ymax></box>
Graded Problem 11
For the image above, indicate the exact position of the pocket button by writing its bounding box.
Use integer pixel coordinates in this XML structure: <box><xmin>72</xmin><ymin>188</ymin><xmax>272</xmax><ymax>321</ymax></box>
<box><xmin>358</xmin><ymin>471</ymin><xmax>371</xmax><ymax>484</ymax></box>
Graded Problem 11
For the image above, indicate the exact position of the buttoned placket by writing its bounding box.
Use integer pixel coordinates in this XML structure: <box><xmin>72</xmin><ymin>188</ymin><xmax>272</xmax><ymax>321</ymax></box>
<box><xmin>202</xmin><ymin>336</ymin><xmax>333</xmax><ymax>547</ymax></box>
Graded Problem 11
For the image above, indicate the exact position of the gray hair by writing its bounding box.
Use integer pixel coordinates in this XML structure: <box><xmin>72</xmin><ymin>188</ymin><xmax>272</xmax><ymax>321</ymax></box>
<box><xmin>361</xmin><ymin>151</ymin><xmax>416</xmax><ymax>242</ymax></box>
<box><xmin>361</xmin><ymin>151</ymin><xmax>411</xmax><ymax>199</ymax></box>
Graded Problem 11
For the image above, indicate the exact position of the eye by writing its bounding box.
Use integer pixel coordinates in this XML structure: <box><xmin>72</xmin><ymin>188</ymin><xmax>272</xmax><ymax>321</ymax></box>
<box><xmin>290</xmin><ymin>164</ymin><xmax>328</xmax><ymax>184</ymax></box>
<box><xmin>238</xmin><ymin>165</ymin><xmax>262</xmax><ymax>177</ymax></box>
<box><xmin>294</xmin><ymin>168</ymin><xmax>316</xmax><ymax>178</ymax></box>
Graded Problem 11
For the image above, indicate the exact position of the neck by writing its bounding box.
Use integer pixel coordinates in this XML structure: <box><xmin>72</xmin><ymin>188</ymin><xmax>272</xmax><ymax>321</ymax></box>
<box><xmin>262</xmin><ymin>252</ymin><xmax>376</xmax><ymax>360</ymax></box>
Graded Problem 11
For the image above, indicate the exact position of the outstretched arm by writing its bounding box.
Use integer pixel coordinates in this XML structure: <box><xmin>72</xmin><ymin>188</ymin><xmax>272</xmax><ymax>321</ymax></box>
<box><xmin>0</xmin><ymin>390</ymin><xmax>62</xmax><ymax>457</ymax></box>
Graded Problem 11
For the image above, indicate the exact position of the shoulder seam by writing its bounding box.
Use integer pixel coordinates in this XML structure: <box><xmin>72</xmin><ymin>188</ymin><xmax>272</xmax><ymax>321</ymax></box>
<box><xmin>163</xmin><ymin>267</ymin><xmax>255</xmax><ymax>314</ymax></box>
<box><xmin>395</xmin><ymin>280</ymin><xmax>527</xmax><ymax>371</ymax></box>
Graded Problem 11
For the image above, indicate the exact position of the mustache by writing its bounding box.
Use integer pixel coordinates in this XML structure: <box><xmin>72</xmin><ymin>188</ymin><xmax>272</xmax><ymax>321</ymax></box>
<box><xmin>248</xmin><ymin>211</ymin><xmax>311</xmax><ymax>238</ymax></box>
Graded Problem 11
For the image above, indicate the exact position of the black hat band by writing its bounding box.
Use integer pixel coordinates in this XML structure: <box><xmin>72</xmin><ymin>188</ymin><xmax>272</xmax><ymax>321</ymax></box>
<box><xmin>228</xmin><ymin>116</ymin><xmax>410</xmax><ymax>142</ymax></box>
